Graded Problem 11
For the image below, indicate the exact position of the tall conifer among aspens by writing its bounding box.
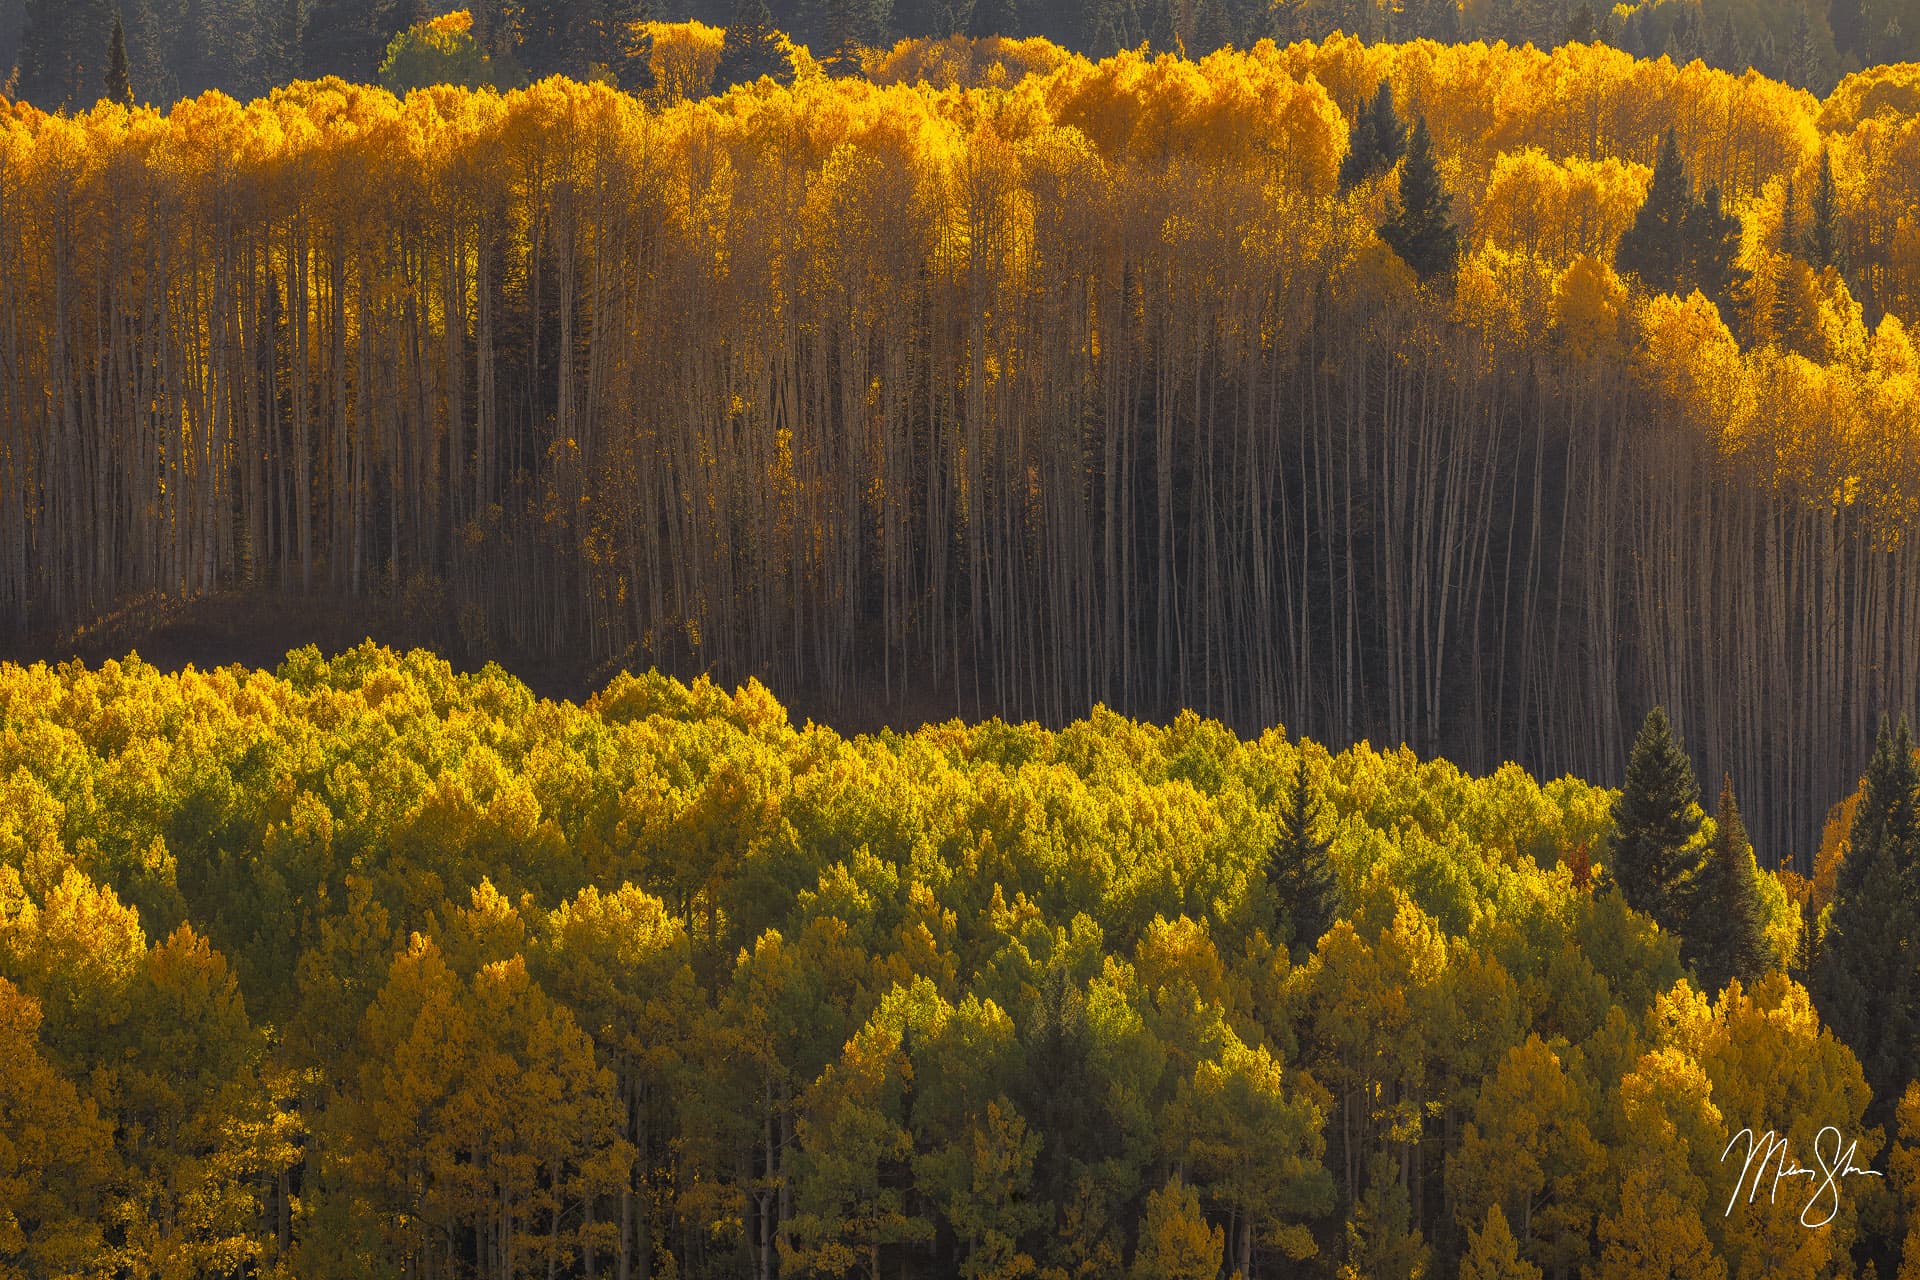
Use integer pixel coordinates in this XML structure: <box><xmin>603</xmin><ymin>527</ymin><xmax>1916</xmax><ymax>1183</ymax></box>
<box><xmin>1378</xmin><ymin>114</ymin><xmax>1458</xmax><ymax>281</ymax></box>
<box><xmin>1815</xmin><ymin>719</ymin><xmax>1920</xmax><ymax>1126</ymax></box>
<box><xmin>1685</xmin><ymin>776</ymin><xmax>1771</xmax><ymax>996</ymax></box>
<box><xmin>103</xmin><ymin>13</ymin><xmax>132</xmax><ymax>105</ymax></box>
<box><xmin>1338</xmin><ymin>80</ymin><xmax>1404</xmax><ymax>190</ymax></box>
<box><xmin>714</xmin><ymin>0</ymin><xmax>788</xmax><ymax>86</ymax></box>
<box><xmin>1616</xmin><ymin>130</ymin><xmax>1692</xmax><ymax>293</ymax></box>
<box><xmin>1268</xmin><ymin>755</ymin><xmax>1340</xmax><ymax>956</ymax></box>
<box><xmin>1610</xmin><ymin>708</ymin><xmax>1704</xmax><ymax>941</ymax></box>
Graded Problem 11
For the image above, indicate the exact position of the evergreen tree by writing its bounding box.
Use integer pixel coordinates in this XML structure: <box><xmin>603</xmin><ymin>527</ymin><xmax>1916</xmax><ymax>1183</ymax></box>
<box><xmin>1779</xmin><ymin>175</ymin><xmax>1797</xmax><ymax>255</ymax></box>
<box><xmin>1609</xmin><ymin>707</ymin><xmax>1704</xmax><ymax>940</ymax></box>
<box><xmin>1683</xmin><ymin>184</ymin><xmax>1750</xmax><ymax>322</ymax></box>
<box><xmin>1338</xmin><ymin>80</ymin><xmax>1401</xmax><ymax>191</ymax></box>
<box><xmin>1617</xmin><ymin>130</ymin><xmax>1692</xmax><ymax>294</ymax></box>
<box><xmin>713</xmin><ymin>0</ymin><xmax>789</xmax><ymax>87</ymax></box>
<box><xmin>1709</xmin><ymin>8</ymin><xmax>1743</xmax><ymax>70</ymax></box>
<box><xmin>1378</xmin><ymin>114</ymin><xmax>1459</xmax><ymax>281</ymax></box>
<box><xmin>103</xmin><ymin>12</ymin><xmax>132</xmax><ymax>104</ymax></box>
<box><xmin>1786</xmin><ymin>7</ymin><xmax>1822</xmax><ymax>91</ymax></box>
<box><xmin>1815</xmin><ymin>720</ymin><xmax>1920</xmax><ymax>1127</ymax></box>
<box><xmin>1685</xmin><ymin>777</ymin><xmax>1772</xmax><ymax>996</ymax></box>
<box><xmin>1267</xmin><ymin>755</ymin><xmax>1340</xmax><ymax>955</ymax></box>
<box><xmin>1805</xmin><ymin>146</ymin><xmax>1847</xmax><ymax>275</ymax></box>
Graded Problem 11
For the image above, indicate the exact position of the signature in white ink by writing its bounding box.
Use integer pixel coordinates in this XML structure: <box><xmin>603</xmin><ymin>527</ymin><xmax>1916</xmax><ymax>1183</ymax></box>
<box><xmin>1721</xmin><ymin>1126</ymin><xmax>1883</xmax><ymax>1228</ymax></box>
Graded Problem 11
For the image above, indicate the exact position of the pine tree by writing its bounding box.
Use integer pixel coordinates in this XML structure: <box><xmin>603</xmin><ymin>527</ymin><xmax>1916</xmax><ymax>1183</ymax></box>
<box><xmin>1709</xmin><ymin>8</ymin><xmax>1743</xmax><ymax>70</ymax></box>
<box><xmin>1339</xmin><ymin>81</ymin><xmax>1401</xmax><ymax>191</ymax></box>
<box><xmin>1685</xmin><ymin>777</ymin><xmax>1772</xmax><ymax>996</ymax></box>
<box><xmin>1805</xmin><ymin>146</ymin><xmax>1848</xmax><ymax>276</ymax></box>
<box><xmin>1683</xmin><ymin>184</ymin><xmax>1750</xmax><ymax>323</ymax></box>
<box><xmin>1787</xmin><ymin>8</ymin><xmax>1822</xmax><ymax>91</ymax></box>
<box><xmin>714</xmin><ymin>0</ymin><xmax>789</xmax><ymax>87</ymax></box>
<box><xmin>1609</xmin><ymin>707</ymin><xmax>1704</xmax><ymax>940</ymax></box>
<box><xmin>103</xmin><ymin>11</ymin><xmax>132</xmax><ymax>104</ymax></box>
<box><xmin>1370</xmin><ymin>78</ymin><xmax>1406</xmax><ymax>165</ymax></box>
<box><xmin>1268</xmin><ymin>755</ymin><xmax>1341</xmax><ymax>955</ymax></box>
<box><xmin>1814</xmin><ymin>720</ymin><xmax>1920</xmax><ymax>1127</ymax></box>
<box><xmin>1378</xmin><ymin>114</ymin><xmax>1459</xmax><ymax>281</ymax></box>
<box><xmin>1617</xmin><ymin>131</ymin><xmax>1693</xmax><ymax>294</ymax></box>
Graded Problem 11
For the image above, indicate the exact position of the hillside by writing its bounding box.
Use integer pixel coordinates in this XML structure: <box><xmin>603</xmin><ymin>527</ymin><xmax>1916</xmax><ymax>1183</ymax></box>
<box><xmin>4</xmin><ymin>44</ymin><xmax>1920</xmax><ymax>857</ymax></box>
<box><xmin>3</xmin><ymin>644</ymin><xmax>1905</xmax><ymax>1279</ymax></box>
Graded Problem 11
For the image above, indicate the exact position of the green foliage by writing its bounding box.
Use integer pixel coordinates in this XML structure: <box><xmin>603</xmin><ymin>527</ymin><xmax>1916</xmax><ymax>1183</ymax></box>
<box><xmin>0</xmin><ymin>646</ymin><xmax>1893</xmax><ymax>1280</ymax></box>
<box><xmin>1609</xmin><ymin>707</ymin><xmax>1704</xmax><ymax>941</ymax></box>
<box><xmin>714</xmin><ymin>0</ymin><xmax>790</xmax><ymax>86</ymax></box>
<box><xmin>1267</xmin><ymin>753</ymin><xmax>1341</xmax><ymax>955</ymax></box>
<box><xmin>1684</xmin><ymin>776</ymin><xmax>1772</xmax><ymax>996</ymax></box>
<box><xmin>1378</xmin><ymin>114</ymin><xmax>1460</xmax><ymax>281</ymax></box>
<box><xmin>1339</xmin><ymin>79</ymin><xmax>1405</xmax><ymax>191</ymax></box>
<box><xmin>376</xmin><ymin>10</ymin><xmax>497</xmax><ymax>94</ymax></box>
<box><xmin>1814</xmin><ymin>718</ymin><xmax>1920</xmax><ymax>1126</ymax></box>
<box><xmin>1616</xmin><ymin>131</ymin><xmax>1695</xmax><ymax>294</ymax></box>
<box><xmin>103</xmin><ymin>14</ymin><xmax>132</xmax><ymax>105</ymax></box>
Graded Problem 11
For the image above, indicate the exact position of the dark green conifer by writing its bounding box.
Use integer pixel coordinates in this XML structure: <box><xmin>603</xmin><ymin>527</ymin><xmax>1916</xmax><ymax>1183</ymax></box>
<box><xmin>1617</xmin><ymin>130</ymin><xmax>1692</xmax><ymax>294</ymax></box>
<box><xmin>1685</xmin><ymin>776</ymin><xmax>1772</xmax><ymax>996</ymax></box>
<box><xmin>1814</xmin><ymin>720</ymin><xmax>1920</xmax><ymax>1127</ymax></box>
<box><xmin>1267</xmin><ymin>755</ymin><xmax>1341</xmax><ymax>955</ymax></box>
<box><xmin>714</xmin><ymin>0</ymin><xmax>790</xmax><ymax>86</ymax></box>
<box><xmin>1609</xmin><ymin>707</ymin><xmax>1704</xmax><ymax>938</ymax></box>
<box><xmin>1804</xmin><ymin>146</ymin><xmax>1847</xmax><ymax>276</ymax></box>
<box><xmin>1378</xmin><ymin>114</ymin><xmax>1459</xmax><ymax>281</ymax></box>
<box><xmin>104</xmin><ymin>12</ymin><xmax>132</xmax><ymax>105</ymax></box>
<box><xmin>1339</xmin><ymin>81</ymin><xmax>1402</xmax><ymax>191</ymax></box>
<box><xmin>1684</xmin><ymin>184</ymin><xmax>1751</xmax><ymax>322</ymax></box>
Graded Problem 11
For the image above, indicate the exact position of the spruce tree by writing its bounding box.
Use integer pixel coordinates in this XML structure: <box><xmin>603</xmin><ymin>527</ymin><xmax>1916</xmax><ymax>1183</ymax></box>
<box><xmin>1378</xmin><ymin>114</ymin><xmax>1459</xmax><ymax>281</ymax></box>
<box><xmin>1683</xmin><ymin>184</ymin><xmax>1750</xmax><ymax>321</ymax></box>
<box><xmin>1338</xmin><ymin>81</ymin><xmax>1401</xmax><ymax>191</ymax></box>
<box><xmin>1786</xmin><ymin>8</ymin><xmax>1821</xmax><ymax>91</ymax></box>
<box><xmin>714</xmin><ymin>0</ymin><xmax>789</xmax><ymax>87</ymax></box>
<box><xmin>1268</xmin><ymin>755</ymin><xmax>1340</xmax><ymax>955</ymax></box>
<box><xmin>1814</xmin><ymin>720</ymin><xmax>1920</xmax><ymax>1126</ymax></box>
<box><xmin>1617</xmin><ymin>130</ymin><xmax>1692</xmax><ymax>294</ymax></box>
<box><xmin>1609</xmin><ymin>707</ymin><xmax>1704</xmax><ymax>939</ymax></box>
<box><xmin>103</xmin><ymin>11</ymin><xmax>132</xmax><ymax>105</ymax></box>
<box><xmin>1369</xmin><ymin>78</ymin><xmax>1405</xmax><ymax>165</ymax></box>
<box><xmin>1685</xmin><ymin>777</ymin><xmax>1772</xmax><ymax>996</ymax></box>
<box><xmin>1804</xmin><ymin>146</ymin><xmax>1847</xmax><ymax>275</ymax></box>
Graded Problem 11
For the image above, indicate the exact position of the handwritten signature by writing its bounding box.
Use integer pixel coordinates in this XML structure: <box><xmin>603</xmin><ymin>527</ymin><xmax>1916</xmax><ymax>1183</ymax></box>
<box><xmin>1721</xmin><ymin>1127</ymin><xmax>1882</xmax><ymax>1228</ymax></box>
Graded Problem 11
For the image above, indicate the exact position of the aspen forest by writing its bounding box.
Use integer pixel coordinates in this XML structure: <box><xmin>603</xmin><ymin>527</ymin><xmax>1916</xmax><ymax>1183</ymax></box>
<box><xmin>5</xmin><ymin>11</ymin><xmax>1920</xmax><ymax>1280</ymax></box>
<box><xmin>7</xmin><ymin>40</ymin><xmax>1920</xmax><ymax>856</ymax></box>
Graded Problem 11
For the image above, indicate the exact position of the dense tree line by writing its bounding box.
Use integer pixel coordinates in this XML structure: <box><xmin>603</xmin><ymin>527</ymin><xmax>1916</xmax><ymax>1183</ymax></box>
<box><xmin>5</xmin><ymin>0</ymin><xmax>1918</xmax><ymax>109</ymax></box>
<box><xmin>2</xmin><ymin>644</ymin><xmax>1916</xmax><ymax>1278</ymax></box>
<box><xmin>6</xmin><ymin>42</ymin><xmax>1920</xmax><ymax>859</ymax></box>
